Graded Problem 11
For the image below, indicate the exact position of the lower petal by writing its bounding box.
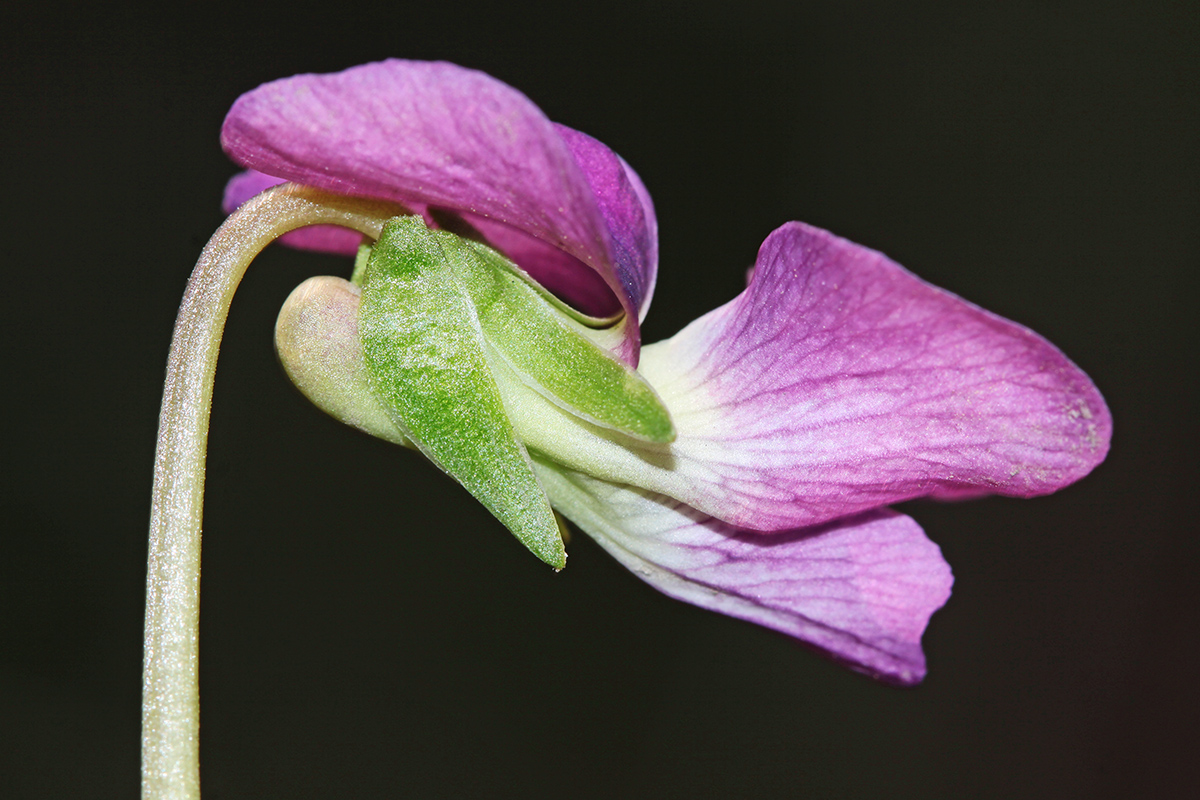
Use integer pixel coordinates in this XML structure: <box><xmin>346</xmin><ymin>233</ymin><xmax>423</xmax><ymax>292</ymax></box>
<box><xmin>536</xmin><ymin>461</ymin><xmax>953</xmax><ymax>685</ymax></box>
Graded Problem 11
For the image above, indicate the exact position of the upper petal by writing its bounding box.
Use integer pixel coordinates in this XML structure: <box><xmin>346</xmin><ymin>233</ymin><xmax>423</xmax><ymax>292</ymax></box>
<box><xmin>553</xmin><ymin>124</ymin><xmax>658</xmax><ymax>322</ymax></box>
<box><xmin>536</xmin><ymin>461</ymin><xmax>952</xmax><ymax>685</ymax></box>
<box><xmin>636</xmin><ymin>222</ymin><xmax>1112</xmax><ymax>529</ymax></box>
<box><xmin>221</xmin><ymin>60</ymin><xmax>653</xmax><ymax>362</ymax></box>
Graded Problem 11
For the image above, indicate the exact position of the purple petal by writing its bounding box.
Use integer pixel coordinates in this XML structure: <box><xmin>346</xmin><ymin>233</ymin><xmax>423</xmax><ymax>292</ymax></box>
<box><xmin>223</xmin><ymin>169</ymin><xmax>365</xmax><ymax>254</ymax></box>
<box><xmin>554</xmin><ymin>124</ymin><xmax>658</xmax><ymax>321</ymax></box>
<box><xmin>222</xmin><ymin>167</ymin><xmax>284</xmax><ymax>213</ymax></box>
<box><xmin>638</xmin><ymin>222</ymin><xmax>1112</xmax><ymax>531</ymax></box>
<box><xmin>537</xmin><ymin>464</ymin><xmax>952</xmax><ymax>685</ymax></box>
<box><xmin>221</xmin><ymin>60</ymin><xmax>649</xmax><ymax>361</ymax></box>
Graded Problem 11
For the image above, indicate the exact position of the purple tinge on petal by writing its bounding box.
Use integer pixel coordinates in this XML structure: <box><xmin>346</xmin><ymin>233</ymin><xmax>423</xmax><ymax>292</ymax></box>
<box><xmin>539</xmin><ymin>464</ymin><xmax>952</xmax><ymax>685</ymax></box>
<box><xmin>618</xmin><ymin>507</ymin><xmax>954</xmax><ymax>685</ymax></box>
<box><xmin>617</xmin><ymin>152</ymin><xmax>659</xmax><ymax>316</ymax></box>
<box><xmin>222</xmin><ymin>168</ymin><xmax>284</xmax><ymax>213</ymax></box>
<box><xmin>221</xmin><ymin>60</ymin><xmax>650</xmax><ymax>362</ymax></box>
<box><xmin>554</xmin><ymin>124</ymin><xmax>658</xmax><ymax>321</ymax></box>
<box><xmin>223</xmin><ymin>169</ymin><xmax>365</xmax><ymax>255</ymax></box>
<box><xmin>639</xmin><ymin>222</ymin><xmax>1112</xmax><ymax>531</ymax></box>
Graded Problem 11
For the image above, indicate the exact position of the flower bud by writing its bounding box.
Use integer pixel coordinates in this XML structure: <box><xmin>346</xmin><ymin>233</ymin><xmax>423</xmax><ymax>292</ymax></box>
<box><xmin>275</xmin><ymin>276</ymin><xmax>411</xmax><ymax>447</ymax></box>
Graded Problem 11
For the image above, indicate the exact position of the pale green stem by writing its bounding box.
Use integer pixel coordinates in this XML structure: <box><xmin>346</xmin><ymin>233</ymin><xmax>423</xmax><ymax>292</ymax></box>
<box><xmin>144</xmin><ymin>184</ymin><xmax>406</xmax><ymax>800</ymax></box>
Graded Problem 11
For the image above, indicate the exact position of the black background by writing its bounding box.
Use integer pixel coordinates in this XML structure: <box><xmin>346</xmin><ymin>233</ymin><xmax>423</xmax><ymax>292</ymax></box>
<box><xmin>3</xmin><ymin>1</ymin><xmax>1196</xmax><ymax>797</ymax></box>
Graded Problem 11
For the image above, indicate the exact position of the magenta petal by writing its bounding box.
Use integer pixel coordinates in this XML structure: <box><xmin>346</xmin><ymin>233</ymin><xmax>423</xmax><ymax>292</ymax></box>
<box><xmin>639</xmin><ymin>222</ymin><xmax>1112</xmax><ymax>531</ymax></box>
<box><xmin>221</xmin><ymin>60</ymin><xmax>646</xmax><ymax>360</ymax></box>
<box><xmin>554</xmin><ymin>124</ymin><xmax>658</xmax><ymax>321</ymax></box>
<box><xmin>538</xmin><ymin>465</ymin><xmax>952</xmax><ymax>684</ymax></box>
<box><xmin>222</xmin><ymin>169</ymin><xmax>365</xmax><ymax>255</ymax></box>
<box><xmin>222</xmin><ymin>168</ymin><xmax>285</xmax><ymax>213</ymax></box>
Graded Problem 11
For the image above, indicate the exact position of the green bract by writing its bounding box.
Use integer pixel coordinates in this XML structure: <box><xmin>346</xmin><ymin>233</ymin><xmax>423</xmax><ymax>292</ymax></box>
<box><xmin>357</xmin><ymin>217</ymin><xmax>674</xmax><ymax>568</ymax></box>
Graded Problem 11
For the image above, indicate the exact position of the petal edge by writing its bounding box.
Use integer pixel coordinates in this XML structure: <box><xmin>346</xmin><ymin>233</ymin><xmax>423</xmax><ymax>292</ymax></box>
<box><xmin>537</xmin><ymin>461</ymin><xmax>953</xmax><ymax>685</ymax></box>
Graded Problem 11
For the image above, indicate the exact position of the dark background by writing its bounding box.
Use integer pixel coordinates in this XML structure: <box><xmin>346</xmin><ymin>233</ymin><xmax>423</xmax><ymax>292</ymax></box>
<box><xmin>3</xmin><ymin>1</ymin><xmax>1196</xmax><ymax>797</ymax></box>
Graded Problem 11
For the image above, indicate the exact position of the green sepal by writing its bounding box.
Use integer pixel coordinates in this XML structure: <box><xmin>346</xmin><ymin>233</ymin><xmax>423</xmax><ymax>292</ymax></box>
<box><xmin>422</xmin><ymin>209</ymin><xmax>670</xmax><ymax>440</ymax></box>
<box><xmin>359</xmin><ymin>217</ymin><xmax>566</xmax><ymax>569</ymax></box>
<box><xmin>350</xmin><ymin>241</ymin><xmax>373</xmax><ymax>287</ymax></box>
<box><xmin>455</xmin><ymin>242</ymin><xmax>675</xmax><ymax>444</ymax></box>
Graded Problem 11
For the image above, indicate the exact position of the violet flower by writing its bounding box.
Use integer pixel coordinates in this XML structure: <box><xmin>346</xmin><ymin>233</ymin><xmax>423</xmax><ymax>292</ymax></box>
<box><xmin>145</xmin><ymin>59</ymin><xmax>1110</xmax><ymax>799</ymax></box>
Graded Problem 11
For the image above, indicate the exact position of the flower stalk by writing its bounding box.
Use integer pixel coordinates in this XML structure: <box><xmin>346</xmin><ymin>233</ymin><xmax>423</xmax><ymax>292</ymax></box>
<box><xmin>143</xmin><ymin>184</ymin><xmax>404</xmax><ymax>800</ymax></box>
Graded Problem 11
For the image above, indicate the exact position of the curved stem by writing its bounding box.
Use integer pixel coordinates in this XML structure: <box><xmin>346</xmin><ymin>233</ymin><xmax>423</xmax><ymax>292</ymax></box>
<box><xmin>143</xmin><ymin>185</ymin><xmax>406</xmax><ymax>800</ymax></box>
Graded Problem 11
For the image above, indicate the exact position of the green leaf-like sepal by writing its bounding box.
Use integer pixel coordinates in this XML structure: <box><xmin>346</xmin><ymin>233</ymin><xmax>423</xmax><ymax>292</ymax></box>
<box><xmin>359</xmin><ymin>217</ymin><xmax>566</xmax><ymax>568</ymax></box>
<box><xmin>456</xmin><ymin>243</ymin><xmax>675</xmax><ymax>444</ymax></box>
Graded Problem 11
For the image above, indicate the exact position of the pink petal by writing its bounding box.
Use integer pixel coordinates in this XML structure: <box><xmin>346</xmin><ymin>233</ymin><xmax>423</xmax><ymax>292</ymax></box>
<box><xmin>537</xmin><ymin>463</ymin><xmax>952</xmax><ymax>685</ymax></box>
<box><xmin>554</xmin><ymin>124</ymin><xmax>658</xmax><ymax>321</ymax></box>
<box><xmin>223</xmin><ymin>170</ymin><xmax>365</xmax><ymax>255</ymax></box>
<box><xmin>221</xmin><ymin>60</ymin><xmax>651</xmax><ymax>362</ymax></box>
<box><xmin>221</xmin><ymin>167</ymin><xmax>286</xmax><ymax>213</ymax></box>
<box><xmin>638</xmin><ymin>222</ymin><xmax>1112</xmax><ymax>531</ymax></box>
